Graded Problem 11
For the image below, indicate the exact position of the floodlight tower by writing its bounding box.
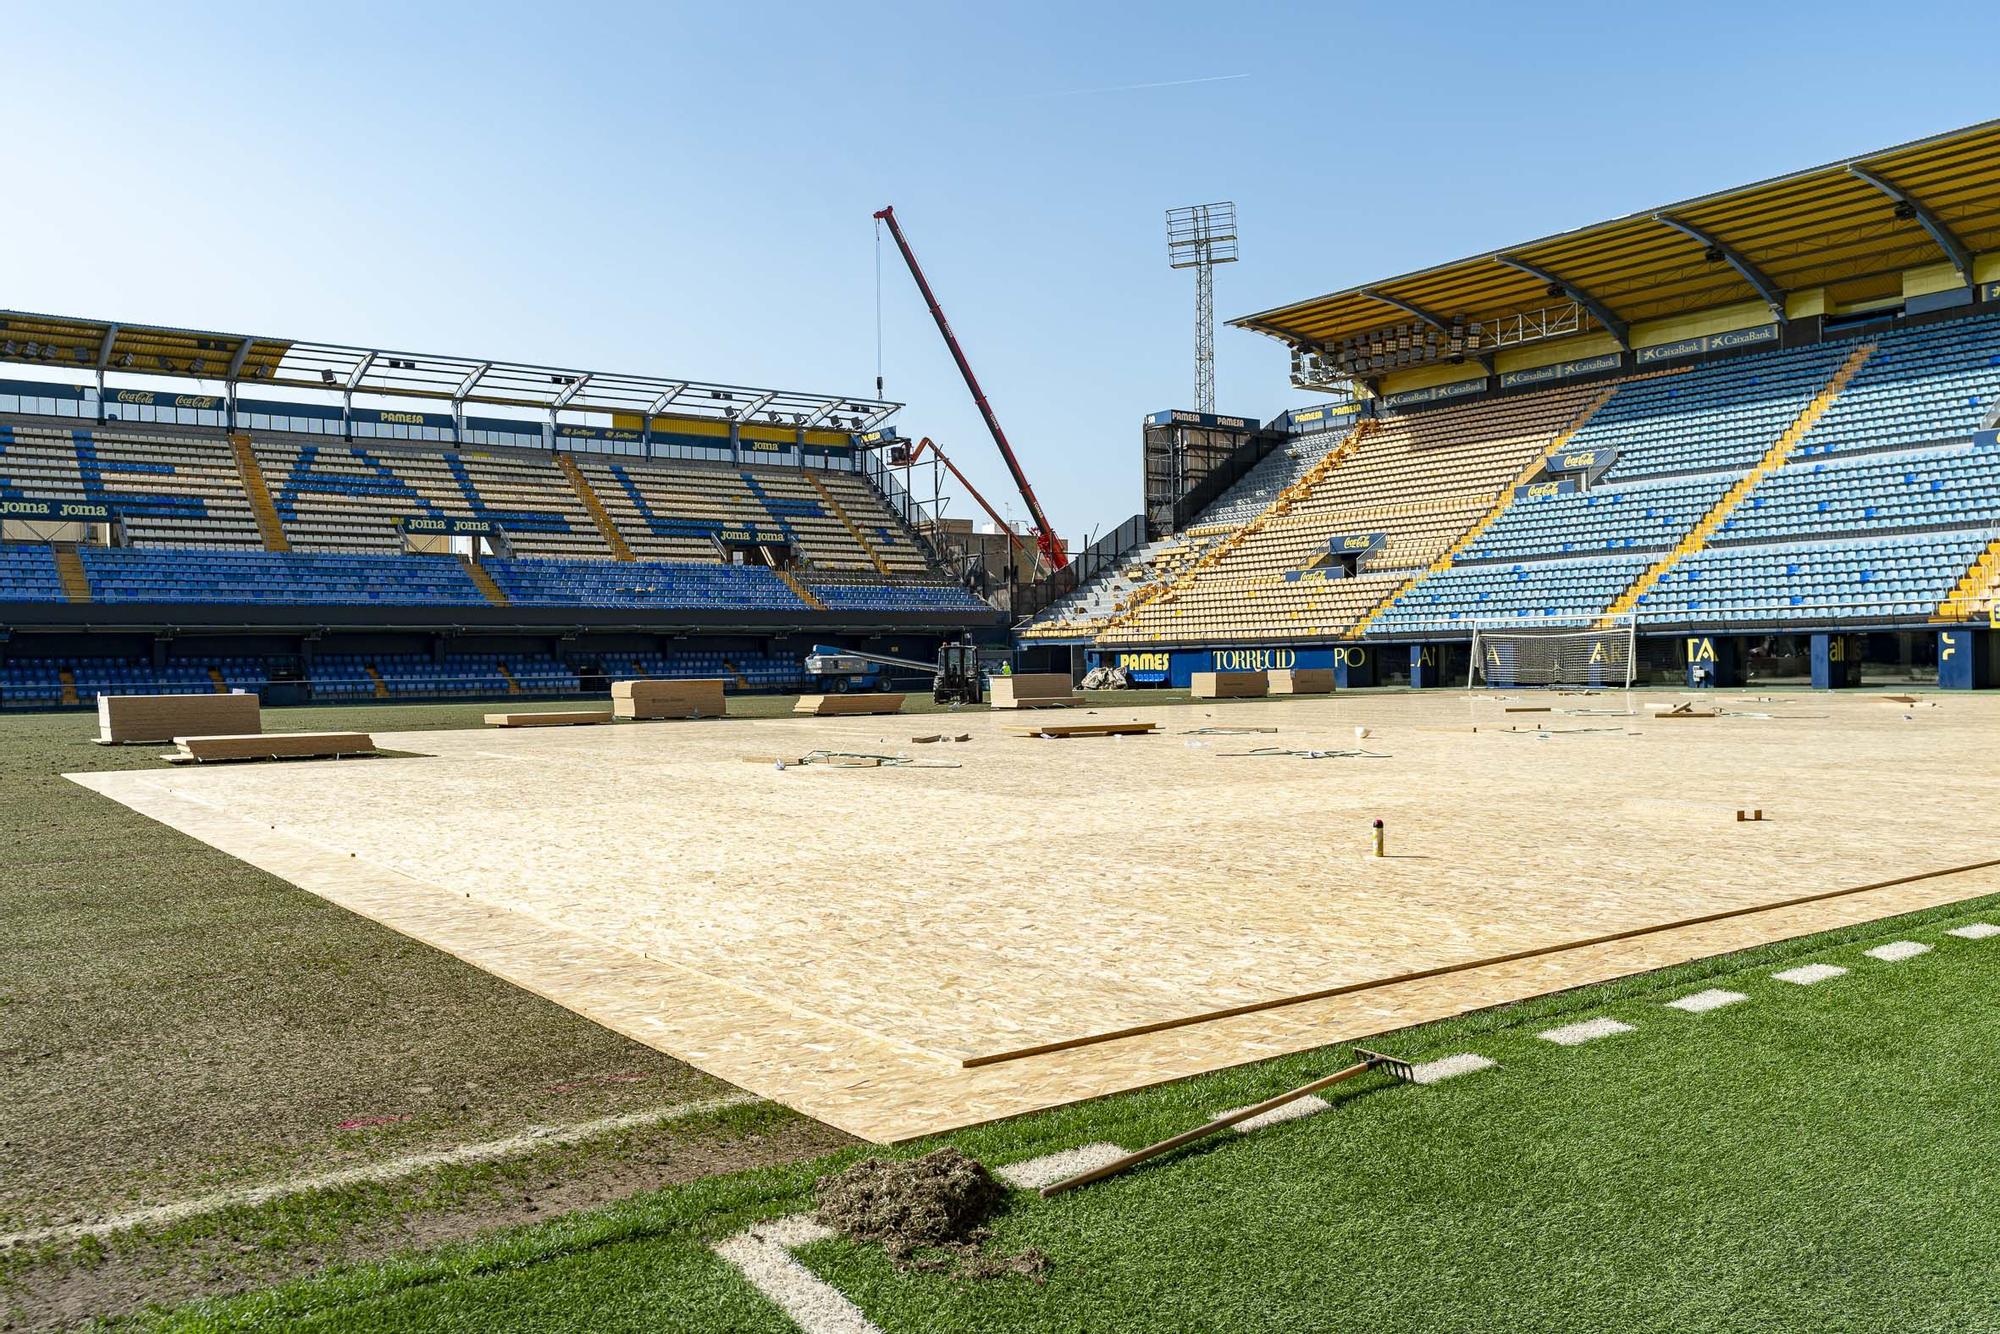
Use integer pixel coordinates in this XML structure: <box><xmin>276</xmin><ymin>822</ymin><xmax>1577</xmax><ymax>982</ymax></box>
<box><xmin>1166</xmin><ymin>202</ymin><xmax>1237</xmax><ymax>414</ymax></box>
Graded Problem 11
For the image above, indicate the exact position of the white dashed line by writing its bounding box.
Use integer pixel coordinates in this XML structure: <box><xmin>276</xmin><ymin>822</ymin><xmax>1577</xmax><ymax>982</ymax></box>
<box><xmin>1865</xmin><ymin>940</ymin><xmax>1931</xmax><ymax>963</ymax></box>
<box><xmin>1666</xmin><ymin>988</ymin><xmax>1749</xmax><ymax>1014</ymax></box>
<box><xmin>1409</xmin><ymin>1053</ymin><xmax>1497</xmax><ymax>1085</ymax></box>
<box><xmin>1773</xmin><ymin>964</ymin><xmax>1848</xmax><ymax>985</ymax></box>
<box><xmin>1948</xmin><ymin>923</ymin><xmax>2000</xmax><ymax>940</ymax></box>
<box><xmin>1538</xmin><ymin>1017</ymin><xmax>1635</xmax><ymax>1047</ymax></box>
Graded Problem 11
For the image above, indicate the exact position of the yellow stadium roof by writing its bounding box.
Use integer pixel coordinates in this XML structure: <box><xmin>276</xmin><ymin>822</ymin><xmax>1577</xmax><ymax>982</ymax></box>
<box><xmin>1234</xmin><ymin>119</ymin><xmax>2000</xmax><ymax>354</ymax></box>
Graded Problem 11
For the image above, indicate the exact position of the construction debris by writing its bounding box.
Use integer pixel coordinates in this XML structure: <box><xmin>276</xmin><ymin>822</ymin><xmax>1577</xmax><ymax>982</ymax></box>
<box><xmin>1736</xmin><ymin>808</ymin><xmax>1766</xmax><ymax>822</ymax></box>
<box><xmin>1180</xmin><ymin>725</ymin><xmax>1280</xmax><ymax>736</ymax></box>
<box><xmin>910</xmin><ymin>733</ymin><xmax>973</xmax><ymax>744</ymax></box>
<box><xmin>746</xmin><ymin>750</ymin><xmax>962</xmax><ymax>769</ymax></box>
<box><xmin>815</xmin><ymin>1148</ymin><xmax>1047</xmax><ymax>1282</ymax></box>
<box><xmin>1004</xmin><ymin>721</ymin><xmax>1159</xmax><ymax>739</ymax></box>
<box><xmin>1079</xmin><ymin>665</ymin><xmax>1130</xmax><ymax>689</ymax></box>
<box><xmin>1219</xmin><ymin>746</ymin><xmax>1390</xmax><ymax>760</ymax></box>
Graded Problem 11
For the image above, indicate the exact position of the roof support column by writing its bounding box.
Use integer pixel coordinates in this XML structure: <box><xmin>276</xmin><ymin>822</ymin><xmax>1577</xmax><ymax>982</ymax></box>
<box><xmin>1847</xmin><ymin>165</ymin><xmax>1974</xmax><ymax>284</ymax></box>
<box><xmin>1652</xmin><ymin>214</ymin><xmax>1789</xmax><ymax>323</ymax></box>
<box><xmin>1493</xmin><ymin>256</ymin><xmax>1630</xmax><ymax>349</ymax></box>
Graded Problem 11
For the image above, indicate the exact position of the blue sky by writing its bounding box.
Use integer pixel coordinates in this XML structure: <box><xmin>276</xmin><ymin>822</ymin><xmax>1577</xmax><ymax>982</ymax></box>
<box><xmin>1</xmin><ymin>2</ymin><xmax>1991</xmax><ymax>546</ymax></box>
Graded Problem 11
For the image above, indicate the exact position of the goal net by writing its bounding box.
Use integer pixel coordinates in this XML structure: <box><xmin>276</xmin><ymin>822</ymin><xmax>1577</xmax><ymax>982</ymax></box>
<box><xmin>1468</xmin><ymin>618</ymin><xmax>1635</xmax><ymax>688</ymax></box>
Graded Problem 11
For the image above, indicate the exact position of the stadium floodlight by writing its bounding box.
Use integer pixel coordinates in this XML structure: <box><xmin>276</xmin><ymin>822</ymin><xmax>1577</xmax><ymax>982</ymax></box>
<box><xmin>1166</xmin><ymin>201</ymin><xmax>1237</xmax><ymax>414</ymax></box>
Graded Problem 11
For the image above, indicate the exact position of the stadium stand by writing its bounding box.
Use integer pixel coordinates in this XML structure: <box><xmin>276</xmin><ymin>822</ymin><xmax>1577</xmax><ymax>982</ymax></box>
<box><xmin>79</xmin><ymin>549</ymin><xmax>491</xmax><ymax>606</ymax></box>
<box><xmin>1038</xmin><ymin>304</ymin><xmax>2000</xmax><ymax>668</ymax></box>
<box><xmin>0</xmin><ymin>413</ymin><xmax>995</xmax><ymax>706</ymax></box>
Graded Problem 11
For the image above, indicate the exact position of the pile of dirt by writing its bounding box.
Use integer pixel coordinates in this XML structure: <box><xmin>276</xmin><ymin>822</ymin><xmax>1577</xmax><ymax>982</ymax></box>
<box><xmin>813</xmin><ymin>1147</ymin><xmax>1048</xmax><ymax>1282</ymax></box>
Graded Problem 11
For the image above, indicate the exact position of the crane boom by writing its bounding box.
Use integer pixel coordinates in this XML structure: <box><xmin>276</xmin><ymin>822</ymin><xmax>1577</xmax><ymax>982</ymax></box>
<box><xmin>904</xmin><ymin>437</ymin><xmax>1030</xmax><ymax>559</ymax></box>
<box><xmin>873</xmin><ymin>205</ymin><xmax>1066</xmax><ymax>569</ymax></box>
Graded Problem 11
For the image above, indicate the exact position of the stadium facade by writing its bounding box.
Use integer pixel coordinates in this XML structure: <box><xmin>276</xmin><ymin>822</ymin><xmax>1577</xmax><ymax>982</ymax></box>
<box><xmin>1024</xmin><ymin>119</ymin><xmax>2000</xmax><ymax>689</ymax></box>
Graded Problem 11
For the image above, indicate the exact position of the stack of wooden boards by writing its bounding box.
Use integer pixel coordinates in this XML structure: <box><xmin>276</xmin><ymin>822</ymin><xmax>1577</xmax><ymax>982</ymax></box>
<box><xmin>1190</xmin><ymin>671</ymin><xmax>1268</xmax><ymax>699</ymax></box>
<box><xmin>96</xmin><ymin>692</ymin><xmax>378</xmax><ymax>764</ymax></box>
<box><xmin>484</xmin><ymin>710</ymin><xmax>614</xmax><ymax>728</ymax></box>
<box><xmin>795</xmin><ymin>693</ymin><xmax>906</xmax><ymax>716</ymax></box>
<box><xmin>989</xmin><ymin>673</ymin><xmax>1080</xmax><ymax>709</ymax></box>
<box><xmin>167</xmin><ymin>732</ymin><xmax>378</xmax><ymax>764</ymax></box>
<box><xmin>99</xmin><ymin>692</ymin><xmax>260</xmax><ymax>745</ymax></box>
<box><xmin>613</xmin><ymin>678</ymin><xmax>725</xmax><ymax>720</ymax></box>
<box><xmin>1267</xmin><ymin>668</ymin><xmax>1334</xmax><ymax>695</ymax></box>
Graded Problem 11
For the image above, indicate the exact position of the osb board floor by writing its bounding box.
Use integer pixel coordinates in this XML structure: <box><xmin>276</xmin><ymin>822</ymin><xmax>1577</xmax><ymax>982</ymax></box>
<box><xmin>69</xmin><ymin>691</ymin><xmax>2000</xmax><ymax>1141</ymax></box>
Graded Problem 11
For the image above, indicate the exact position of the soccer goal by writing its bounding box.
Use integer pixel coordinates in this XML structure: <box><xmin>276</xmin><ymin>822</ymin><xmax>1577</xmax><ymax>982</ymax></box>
<box><xmin>1467</xmin><ymin>617</ymin><xmax>1636</xmax><ymax>689</ymax></box>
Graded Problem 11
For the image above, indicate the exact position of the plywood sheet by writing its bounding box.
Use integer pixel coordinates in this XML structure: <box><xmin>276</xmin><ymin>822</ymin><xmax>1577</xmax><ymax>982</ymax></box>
<box><xmin>70</xmin><ymin>691</ymin><xmax>2000</xmax><ymax>1142</ymax></box>
<box><xmin>171</xmin><ymin>731</ymin><xmax>375</xmax><ymax>762</ymax></box>
<box><xmin>483</xmin><ymin>710</ymin><xmax>614</xmax><ymax>728</ymax></box>
<box><xmin>795</xmin><ymin>694</ymin><xmax>906</xmax><ymax>716</ymax></box>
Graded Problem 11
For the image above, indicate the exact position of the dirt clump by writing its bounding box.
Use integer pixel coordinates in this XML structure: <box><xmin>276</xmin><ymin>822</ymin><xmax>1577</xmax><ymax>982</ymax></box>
<box><xmin>813</xmin><ymin>1147</ymin><xmax>1048</xmax><ymax>1282</ymax></box>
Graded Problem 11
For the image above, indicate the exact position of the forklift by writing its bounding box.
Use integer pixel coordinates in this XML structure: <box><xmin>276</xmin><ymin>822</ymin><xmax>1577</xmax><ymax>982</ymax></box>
<box><xmin>802</xmin><ymin>638</ymin><xmax>986</xmax><ymax>705</ymax></box>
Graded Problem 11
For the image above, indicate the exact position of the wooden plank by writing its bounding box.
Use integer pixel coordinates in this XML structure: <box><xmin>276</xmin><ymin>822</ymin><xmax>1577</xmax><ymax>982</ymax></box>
<box><xmin>1190</xmin><ymin>671</ymin><xmax>1268</xmax><ymax>700</ymax></box>
<box><xmin>484</xmin><ymin>710</ymin><xmax>615</xmax><ymax>728</ymax></box>
<box><xmin>794</xmin><ymin>694</ymin><xmax>906</xmax><ymax>716</ymax></box>
<box><xmin>1004</xmin><ymin>720</ymin><xmax>1159</xmax><ymax>738</ymax></box>
<box><xmin>1266</xmin><ymin>668</ymin><xmax>1334</xmax><ymax>695</ymax></box>
<box><xmin>611</xmin><ymin>678</ymin><xmax>726</xmax><ymax>720</ymax></box>
<box><xmin>990</xmin><ymin>673</ymin><xmax>1080</xmax><ymax>709</ymax></box>
<box><xmin>98</xmin><ymin>692</ymin><xmax>260</xmax><ymax>744</ymax></box>
<box><xmin>170</xmin><ymin>731</ymin><xmax>375</xmax><ymax>763</ymax></box>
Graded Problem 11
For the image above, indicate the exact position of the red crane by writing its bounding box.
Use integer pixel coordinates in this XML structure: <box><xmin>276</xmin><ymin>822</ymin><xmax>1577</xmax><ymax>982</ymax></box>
<box><xmin>873</xmin><ymin>205</ymin><xmax>1067</xmax><ymax>569</ymax></box>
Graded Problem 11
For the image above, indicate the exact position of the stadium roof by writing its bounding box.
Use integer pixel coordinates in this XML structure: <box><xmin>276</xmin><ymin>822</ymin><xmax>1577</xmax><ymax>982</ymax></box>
<box><xmin>1234</xmin><ymin>118</ymin><xmax>2000</xmax><ymax>353</ymax></box>
<box><xmin>0</xmin><ymin>309</ymin><xmax>900</xmax><ymax>431</ymax></box>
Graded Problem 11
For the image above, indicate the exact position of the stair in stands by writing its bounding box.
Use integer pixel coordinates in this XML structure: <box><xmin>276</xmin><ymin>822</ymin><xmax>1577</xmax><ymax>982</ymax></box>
<box><xmin>207</xmin><ymin>666</ymin><xmax>227</xmax><ymax>694</ymax></box>
<box><xmin>363</xmin><ymin>664</ymin><xmax>389</xmax><ymax>700</ymax></box>
<box><xmin>806</xmin><ymin>474</ymin><xmax>893</xmax><ymax>576</ymax></box>
<box><xmin>230</xmin><ymin>433</ymin><xmax>291</xmax><ymax>552</ymax></box>
<box><xmin>556</xmin><ymin>453</ymin><xmax>635</xmax><ymax>561</ymax></box>
<box><xmin>1345</xmin><ymin>385</ymin><xmax>1619</xmax><ymax>639</ymax></box>
<box><xmin>459</xmin><ymin>554</ymin><xmax>511</xmax><ymax>606</ymax></box>
<box><xmin>1599</xmin><ymin>341</ymin><xmax>1876</xmax><ymax>625</ymax></box>
<box><xmin>774</xmin><ymin>566</ymin><xmax>827</xmax><ymax>610</ymax></box>
<box><xmin>1099</xmin><ymin>419</ymin><xmax>1374</xmax><ymax>642</ymax></box>
<box><xmin>57</xmin><ymin>668</ymin><xmax>78</xmax><ymax>707</ymax></box>
<box><xmin>1935</xmin><ymin>534</ymin><xmax>2000</xmax><ymax>623</ymax></box>
<box><xmin>51</xmin><ymin>543</ymin><xmax>93</xmax><ymax>603</ymax></box>
<box><xmin>495</xmin><ymin>661</ymin><xmax>523</xmax><ymax>696</ymax></box>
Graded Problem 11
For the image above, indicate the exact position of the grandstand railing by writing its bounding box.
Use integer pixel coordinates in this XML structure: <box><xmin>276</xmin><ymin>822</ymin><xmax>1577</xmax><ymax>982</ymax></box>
<box><xmin>1014</xmin><ymin>513</ymin><xmax>1147</xmax><ymax>621</ymax></box>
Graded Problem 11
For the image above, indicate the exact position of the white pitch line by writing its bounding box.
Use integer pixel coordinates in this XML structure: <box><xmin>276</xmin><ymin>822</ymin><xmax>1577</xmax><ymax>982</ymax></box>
<box><xmin>1666</xmin><ymin>988</ymin><xmax>1750</xmax><ymax>1014</ymax></box>
<box><xmin>1772</xmin><ymin>963</ymin><xmax>1848</xmax><ymax>986</ymax></box>
<box><xmin>1</xmin><ymin>1092</ymin><xmax>757</xmax><ymax>1250</ymax></box>
<box><xmin>713</xmin><ymin>1218</ymin><xmax>882</xmax><ymax>1334</ymax></box>
<box><xmin>1219</xmin><ymin>1095</ymin><xmax>1330</xmax><ymax>1133</ymax></box>
<box><xmin>1538</xmin><ymin>1017</ymin><xmax>1635</xmax><ymax>1047</ymax></box>
<box><xmin>1409</xmin><ymin>1053</ymin><xmax>1497</xmax><ymax>1085</ymax></box>
<box><xmin>1948</xmin><ymin>923</ymin><xmax>2000</xmax><ymax>940</ymax></box>
<box><xmin>714</xmin><ymin>1142</ymin><xmax>1137</xmax><ymax>1334</ymax></box>
<box><xmin>995</xmin><ymin>1143</ymin><xmax>1127</xmax><ymax>1190</ymax></box>
<box><xmin>1865</xmin><ymin>940</ymin><xmax>1931</xmax><ymax>963</ymax></box>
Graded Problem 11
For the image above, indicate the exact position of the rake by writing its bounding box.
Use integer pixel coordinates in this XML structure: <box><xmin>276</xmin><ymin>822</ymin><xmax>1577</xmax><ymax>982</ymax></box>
<box><xmin>1038</xmin><ymin>1047</ymin><xmax>1416</xmax><ymax>1198</ymax></box>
